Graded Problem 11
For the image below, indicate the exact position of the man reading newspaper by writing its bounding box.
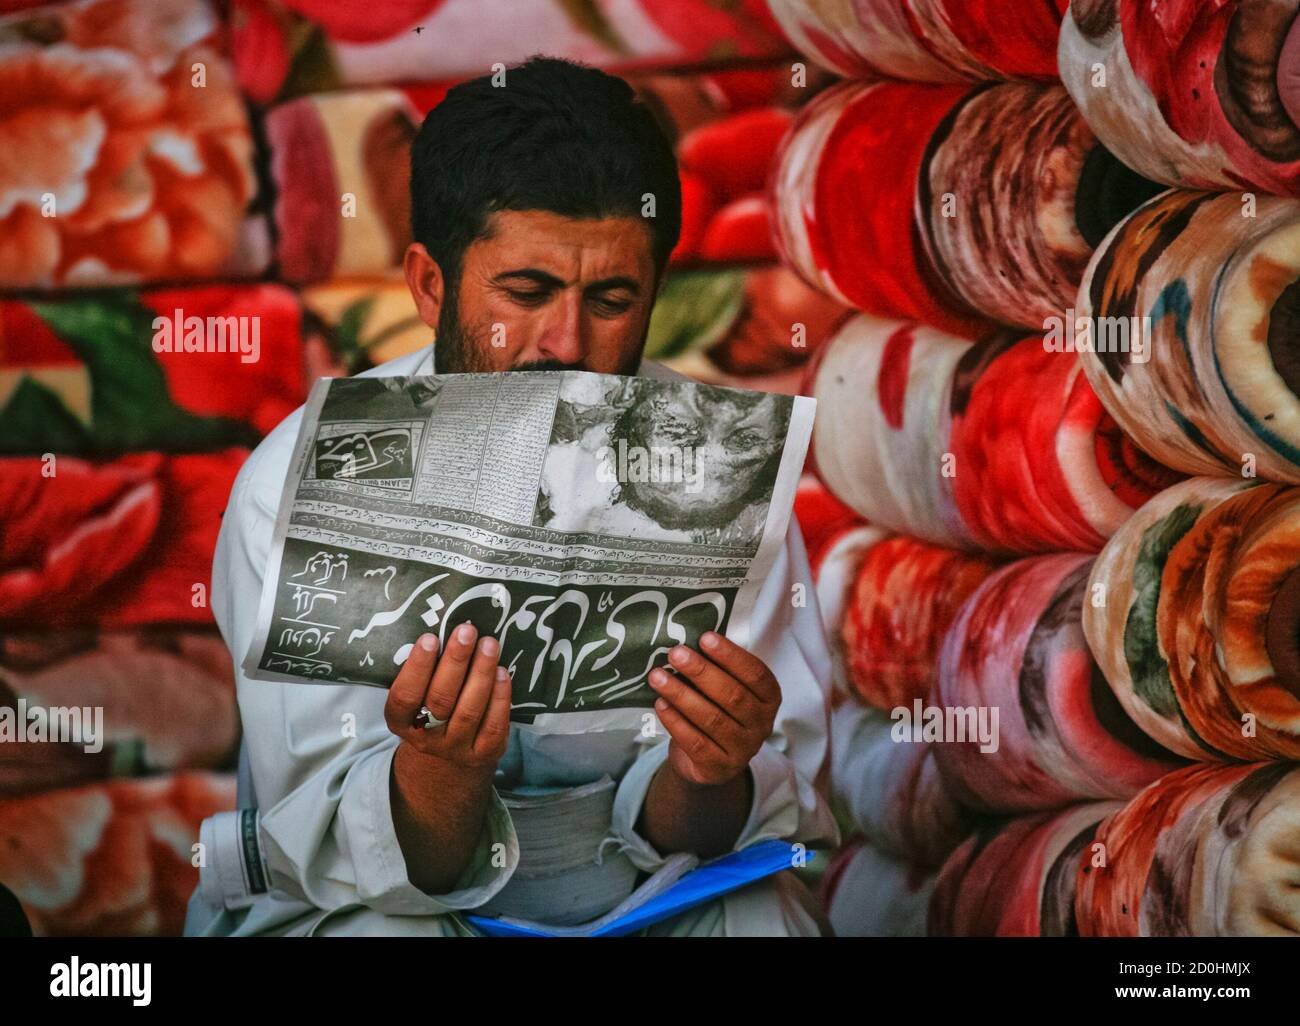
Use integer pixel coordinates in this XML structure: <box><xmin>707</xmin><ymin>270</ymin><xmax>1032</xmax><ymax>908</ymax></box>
<box><xmin>186</xmin><ymin>57</ymin><xmax>837</xmax><ymax>937</ymax></box>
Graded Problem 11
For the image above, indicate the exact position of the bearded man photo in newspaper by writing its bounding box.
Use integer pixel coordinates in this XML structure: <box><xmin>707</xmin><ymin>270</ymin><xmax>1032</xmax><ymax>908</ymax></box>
<box><xmin>185</xmin><ymin>57</ymin><xmax>838</xmax><ymax>938</ymax></box>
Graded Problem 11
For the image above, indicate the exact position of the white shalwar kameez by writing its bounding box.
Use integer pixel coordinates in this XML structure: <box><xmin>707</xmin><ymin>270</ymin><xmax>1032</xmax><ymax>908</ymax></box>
<box><xmin>185</xmin><ymin>347</ymin><xmax>839</xmax><ymax>937</ymax></box>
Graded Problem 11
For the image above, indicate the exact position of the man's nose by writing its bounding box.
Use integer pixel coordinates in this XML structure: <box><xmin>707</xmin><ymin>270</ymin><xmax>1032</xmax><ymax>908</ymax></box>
<box><xmin>534</xmin><ymin>290</ymin><xmax>587</xmax><ymax>366</ymax></box>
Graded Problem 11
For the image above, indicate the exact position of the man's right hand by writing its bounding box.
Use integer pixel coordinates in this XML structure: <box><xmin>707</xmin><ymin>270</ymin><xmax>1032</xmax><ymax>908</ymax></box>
<box><xmin>384</xmin><ymin>621</ymin><xmax>512</xmax><ymax>767</ymax></box>
<box><xmin>384</xmin><ymin>622</ymin><xmax>513</xmax><ymax>895</ymax></box>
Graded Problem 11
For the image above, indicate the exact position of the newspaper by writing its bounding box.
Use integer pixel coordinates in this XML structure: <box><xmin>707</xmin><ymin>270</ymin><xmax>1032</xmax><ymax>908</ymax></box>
<box><xmin>243</xmin><ymin>370</ymin><xmax>814</xmax><ymax>731</ymax></box>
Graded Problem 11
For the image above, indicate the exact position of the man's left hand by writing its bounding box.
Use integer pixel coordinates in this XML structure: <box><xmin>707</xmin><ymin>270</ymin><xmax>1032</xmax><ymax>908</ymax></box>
<box><xmin>648</xmin><ymin>631</ymin><xmax>780</xmax><ymax>787</ymax></box>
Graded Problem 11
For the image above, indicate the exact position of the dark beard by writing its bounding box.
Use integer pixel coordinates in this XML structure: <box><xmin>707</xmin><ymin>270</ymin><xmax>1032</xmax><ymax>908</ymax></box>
<box><xmin>432</xmin><ymin>271</ymin><xmax>642</xmax><ymax>375</ymax></box>
<box><xmin>432</xmin><ymin>272</ymin><xmax>492</xmax><ymax>373</ymax></box>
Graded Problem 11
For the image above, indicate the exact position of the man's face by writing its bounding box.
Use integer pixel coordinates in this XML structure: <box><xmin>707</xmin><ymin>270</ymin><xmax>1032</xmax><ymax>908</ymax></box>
<box><xmin>410</xmin><ymin>209</ymin><xmax>659</xmax><ymax>375</ymax></box>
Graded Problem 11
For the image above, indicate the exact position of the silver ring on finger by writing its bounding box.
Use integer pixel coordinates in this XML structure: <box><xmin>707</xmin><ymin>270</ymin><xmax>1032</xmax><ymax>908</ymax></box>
<box><xmin>414</xmin><ymin>706</ymin><xmax>448</xmax><ymax>731</ymax></box>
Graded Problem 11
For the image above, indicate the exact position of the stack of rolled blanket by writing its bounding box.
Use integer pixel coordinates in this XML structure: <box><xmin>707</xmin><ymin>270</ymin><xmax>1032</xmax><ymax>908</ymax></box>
<box><xmin>1077</xmin><ymin>189</ymin><xmax>1300</xmax><ymax>483</ymax></box>
<box><xmin>1085</xmin><ymin>477</ymin><xmax>1300</xmax><ymax>762</ymax></box>
<box><xmin>841</xmin><ymin>535</ymin><xmax>998</xmax><ymax>709</ymax></box>
<box><xmin>933</xmin><ymin>553</ymin><xmax>1182</xmax><ymax>813</ymax></box>
<box><xmin>773</xmin><ymin>0</ymin><xmax>1300</xmax><ymax>938</ymax></box>
<box><xmin>808</xmin><ymin>314</ymin><xmax>1180</xmax><ymax>553</ymax></box>
<box><xmin>820</xmin><ymin>839</ymin><xmax>936</xmax><ymax>938</ymax></box>
<box><xmin>1077</xmin><ymin>762</ymin><xmax>1300</xmax><ymax>936</ymax></box>
<box><xmin>931</xmin><ymin>802</ymin><xmax>1120</xmax><ymax>936</ymax></box>
<box><xmin>770</xmin><ymin>78</ymin><xmax>1162</xmax><ymax>333</ymax></box>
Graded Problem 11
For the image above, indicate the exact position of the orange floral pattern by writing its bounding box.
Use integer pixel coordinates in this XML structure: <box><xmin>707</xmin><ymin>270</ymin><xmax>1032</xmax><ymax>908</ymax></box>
<box><xmin>0</xmin><ymin>0</ymin><xmax>255</xmax><ymax>287</ymax></box>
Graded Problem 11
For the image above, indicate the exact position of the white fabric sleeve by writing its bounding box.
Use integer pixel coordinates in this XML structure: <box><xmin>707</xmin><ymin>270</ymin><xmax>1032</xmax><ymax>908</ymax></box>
<box><xmin>212</xmin><ymin>417</ymin><xmax>519</xmax><ymax>916</ymax></box>
<box><xmin>608</xmin><ymin>522</ymin><xmax>841</xmax><ymax>871</ymax></box>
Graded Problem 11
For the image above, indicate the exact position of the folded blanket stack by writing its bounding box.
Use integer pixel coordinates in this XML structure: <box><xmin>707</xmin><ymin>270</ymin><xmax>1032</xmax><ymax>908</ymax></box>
<box><xmin>0</xmin><ymin>0</ymin><xmax>300</xmax><ymax>935</ymax></box>
<box><xmin>0</xmin><ymin>449</ymin><xmax>245</xmax><ymax>629</ymax></box>
<box><xmin>0</xmin><ymin>630</ymin><xmax>238</xmax><ymax>795</ymax></box>
<box><xmin>808</xmin><ymin>314</ymin><xmax>1179</xmax><ymax>553</ymax></box>
<box><xmin>262</xmin><ymin>60</ymin><xmax>845</xmax><ymax>389</ymax></box>
<box><xmin>0</xmin><ymin>0</ymin><xmax>265</xmax><ymax>290</ymax></box>
<box><xmin>0</xmin><ymin>0</ymin><xmax>862</xmax><ymax>937</ymax></box>
<box><xmin>233</xmin><ymin>0</ymin><xmax>793</xmax><ymax>106</ymax></box>
<box><xmin>0</xmin><ymin>287</ymin><xmax>305</xmax><ymax>454</ymax></box>
<box><xmin>649</xmin><ymin>267</ymin><xmax>852</xmax><ymax>397</ymax></box>
<box><xmin>0</xmin><ymin>772</ymin><xmax>236</xmax><ymax>935</ymax></box>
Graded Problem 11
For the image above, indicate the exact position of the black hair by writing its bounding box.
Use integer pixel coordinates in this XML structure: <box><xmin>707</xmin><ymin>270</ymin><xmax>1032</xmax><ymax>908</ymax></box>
<box><xmin>410</xmin><ymin>56</ymin><xmax>682</xmax><ymax>289</ymax></box>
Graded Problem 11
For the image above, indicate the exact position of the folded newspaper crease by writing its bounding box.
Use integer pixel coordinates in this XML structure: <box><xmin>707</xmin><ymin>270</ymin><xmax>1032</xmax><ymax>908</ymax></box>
<box><xmin>243</xmin><ymin>370</ymin><xmax>815</xmax><ymax>735</ymax></box>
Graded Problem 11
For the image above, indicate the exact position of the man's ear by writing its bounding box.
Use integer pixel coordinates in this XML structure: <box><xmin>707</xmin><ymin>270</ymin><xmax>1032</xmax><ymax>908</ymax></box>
<box><xmin>404</xmin><ymin>242</ymin><xmax>445</xmax><ymax>329</ymax></box>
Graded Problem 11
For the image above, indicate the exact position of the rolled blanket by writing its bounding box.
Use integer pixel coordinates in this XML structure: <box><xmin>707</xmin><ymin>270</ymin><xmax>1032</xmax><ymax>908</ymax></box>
<box><xmin>819</xmin><ymin>526</ymin><xmax>889</xmax><ymax>698</ymax></box>
<box><xmin>948</xmin><ymin>334</ymin><xmax>1184</xmax><ymax>553</ymax></box>
<box><xmin>793</xmin><ymin>474</ymin><xmax>867</xmax><ymax>573</ymax></box>
<box><xmin>809</xmin><ymin>315</ymin><xmax>1179</xmax><ymax>553</ymax></box>
<box><xmin>919</xmin><ymin>82</ymin><xmax>1165</xmax><ymax>330</ymax></box>
<box><xmin>267</xmin><ymin>89</ymin><xmax>420</xmax><ymax>285</ymax></box>
<box><xmin>820</xmin><ymin>839</ymin><xmax>935</xmax><ymax>937</ymax></box>
<box><xmin>930</xmin><ymin>801</ymin><xmax>1121</xmax><ymax>936</ymax></box>
<box><xmin>0</xmin><ymin>630</ymin><xmax>237</xmax><ymax>795</ymax></box>
<box><xmin>1059</xmin><ymin>1</ymin><xmax>1300</xmax><ymax>196</ymax></box>
<box><xmin>766</xmin><ymin>0</ymin><xmax>1069</xmax><ymax>82</ymax></box>
<box><xmin>0</xmin><ymin>449</ymin><xmax>245</xmax><ymax>628</ymax></box>
<box><xmin>0</xmin><ymin>0</ymin><xmax>259</xmax><ymax>288</ymax></box>
<box><xmin>0</xmin><ymin>772</ymin><xmax>234</xmax><ymax>935</ymax></box>
<box><xmin>0</xmin><ymin>287</ymin><xmax>306</xmax><ymax>454</ymax></box>
<box><xmin>809</xmin><ymin>314</ymin><xmax>973</xmax><ymax>547</ymax></box>
<box><xmin>770</xmin><ymin>81</ymin><xmax>989</xmax><ymax>337</ymax></box>
<box><xmin>771</xmin><ymin>79</ymin><xmax>1163</xmax><ymax>333</ymax></box>
<box><xmin>830</xmin><ymin>701</ymin><xmax>972</xmax><ymax>869</ymax></box>
<box><xmin>1077</xmin><ymin>189</ymin><xmax>1300</xmax><ymax>484</ymax></box>
<box><xmin>842</xmin><ymin>535</ymin><xmax>999</xmax><ymax>710</ymax></box>
<box><xmin>933</xmin><ymin>553</ymin><xmax>1182</xmax><ymax>813</ymax></box>
<box><xmin>1078</xmin><ymin>762</ymin><xmax>1300</xmax><ymax>936</ymax></box>
<box><xmin>793</xmin><ymin>476</ymin><xmax>885</xmax><ymax>694</ymax></box>
<box><xmin>233</xmin><ymin>0</ymin><xmax>791</xmax><ymax>105</ymax></box>
<box><xmin>1085</xmin><ymin>477</ymin><xmax>1300</xmax><ymax>761</ymax></box>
